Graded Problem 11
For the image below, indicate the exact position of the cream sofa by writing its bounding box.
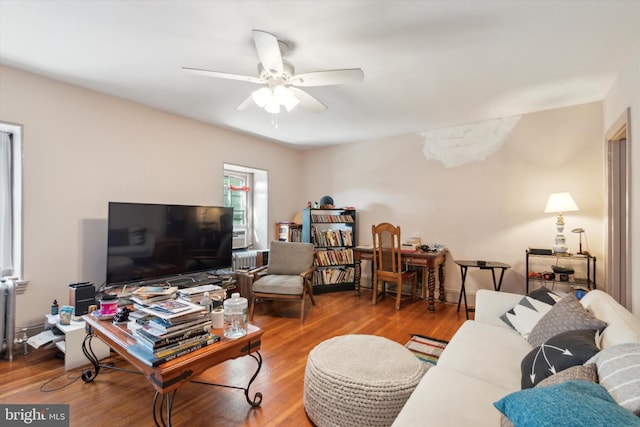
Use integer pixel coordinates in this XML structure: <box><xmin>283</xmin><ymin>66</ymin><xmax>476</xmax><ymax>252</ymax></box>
<box><xmin>392</xmin><ymin>289</ymin><xmax>640</xmax><ymax>426</ymax></box>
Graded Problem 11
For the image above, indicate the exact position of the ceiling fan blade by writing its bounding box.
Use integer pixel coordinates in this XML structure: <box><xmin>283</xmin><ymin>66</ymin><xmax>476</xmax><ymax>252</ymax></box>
<box><xmin>182</xmin><ymin>67</ymin><xmax>263</xmax><ymax>84</ymax></box>
<box><xmin>236</xmin><ymin>95</ymin><xmax>255</xmax><ymax>110</ymax></box>
<box><xmin>291</xmin><ymin>69</ymin><xmax>364</xmax><ymax>87</ymax></box>
<box><xmin>253</xmin><ymin>30</ymin><xmax>284</xmax><ymax>76</ymax></box>
<box><xmin>289</xmin><ymin>87</ymin><xmax>327</xmax><ymax>113</ymax></box>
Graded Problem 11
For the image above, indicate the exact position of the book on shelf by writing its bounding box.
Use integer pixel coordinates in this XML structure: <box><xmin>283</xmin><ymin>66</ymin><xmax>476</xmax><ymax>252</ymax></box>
<box><xmin>127</xmin><ymin>333</ymin><xmax>220</xmax><ymax>367</ymax></box>
<box><xmin>140</xmin><ymin>299</ymin><xmax>205</xmax><ymax>319</ymax></box>
<box><xmin>310</xmin><ymin>214</ymin><xmax>354</xmax><ymax>223</ymax></box>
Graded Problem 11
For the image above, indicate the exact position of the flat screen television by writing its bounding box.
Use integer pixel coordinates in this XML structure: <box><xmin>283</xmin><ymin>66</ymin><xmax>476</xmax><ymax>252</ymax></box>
<box><xmin>105</xmin><ymin>202</ymin><xmax>233</xmax><ymax>286</ymax></box>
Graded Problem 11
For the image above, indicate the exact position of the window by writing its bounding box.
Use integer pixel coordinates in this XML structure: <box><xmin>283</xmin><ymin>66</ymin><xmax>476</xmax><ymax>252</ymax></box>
<box><xmin>0</xmin><ymin>123</ymin><xmax>23</xmax><ymax>279</ymax></box>
<box><xmin>223</xmin><ymin>164</ymin><xmax>268</xmax><ymax>251</ymax></box>
<box><xmin>223</xmin><ymin>170</ymin><xmax>252</xmax><ymax>249</ymax></box>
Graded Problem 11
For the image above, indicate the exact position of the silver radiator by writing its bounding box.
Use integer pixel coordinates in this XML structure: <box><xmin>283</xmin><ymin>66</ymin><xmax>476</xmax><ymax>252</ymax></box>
<box><xmin>232</xmin><ymin>251</ymin><xmax>258</xmax><ymax>270</ymax></box>
<box><xmin>0</xmin><ymin>279</ymin><xmax>16</xmax><ymax>361</ymax></box>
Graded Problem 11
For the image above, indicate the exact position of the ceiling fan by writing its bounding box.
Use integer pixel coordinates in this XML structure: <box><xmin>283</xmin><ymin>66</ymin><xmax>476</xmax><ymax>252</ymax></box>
<box><xmin>182</xmin><ymin>30</ymin><xmax>364</xmax><ymax>116</ymax></box>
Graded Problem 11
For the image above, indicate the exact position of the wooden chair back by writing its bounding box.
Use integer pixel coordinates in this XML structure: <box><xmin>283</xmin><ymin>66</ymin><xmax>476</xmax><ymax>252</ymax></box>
<box><xmin>371</xmin><ymin>222</ymin><xmax>417</xmax><ymax>309</ymax></box>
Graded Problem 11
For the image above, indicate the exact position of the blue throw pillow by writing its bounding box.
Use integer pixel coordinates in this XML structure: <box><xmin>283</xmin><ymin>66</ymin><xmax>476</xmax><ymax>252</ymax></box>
<box><xmin>494</xmin><ymin>380</ymin><xmax>640</xmax><ymax>427</ymax></box>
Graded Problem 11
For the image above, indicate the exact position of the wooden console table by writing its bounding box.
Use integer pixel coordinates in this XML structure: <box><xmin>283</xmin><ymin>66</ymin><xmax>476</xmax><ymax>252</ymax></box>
<box><xmin>82</xmin><ymin>315</ymin><xmax>264</xmax><ymax>426</ymax></box>
<box><xmin>353</xmin><ymin>246</ymin><xmax>448</xmax><ymax>312</ymax></box>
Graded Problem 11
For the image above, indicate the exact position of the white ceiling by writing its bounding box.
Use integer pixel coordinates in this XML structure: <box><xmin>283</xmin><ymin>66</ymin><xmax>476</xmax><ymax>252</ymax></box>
<box><xmin>1</xmin><ymin>1</ymin><xmax>639</xmax><ymax>149</ymax></box>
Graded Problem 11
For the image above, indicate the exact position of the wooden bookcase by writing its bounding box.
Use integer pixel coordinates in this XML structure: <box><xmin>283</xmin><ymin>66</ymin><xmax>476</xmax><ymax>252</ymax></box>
<box><xmin>302</xmin><ymin>208</ymin><xmax>356</xmax><ymax>293</ymax></box>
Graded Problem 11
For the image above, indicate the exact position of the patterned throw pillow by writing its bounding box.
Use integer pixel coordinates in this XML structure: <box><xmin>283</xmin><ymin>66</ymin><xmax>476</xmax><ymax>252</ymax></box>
<box><xmin>521</xmin><ymin>329</ymin><xmax>600</xmax><ymax>389</ymax></box>
<box><xmin>587</xmin><ymin>342</ymin><xmax>640</xmax><ymax>415</ymax></box>
<box><xmin>527</xmin><ymin>293</ymin><xmax>608</xmax><ymax>347</ymax></box>
<box><xmin>500</xmin><ymin>287</ymin><xmax>561</xmax><ymax>339</ymax></box>
<box><xmin>535</xmin><ymin>363</ymin><xmax>598</xmax><ymax>388</ymax></box>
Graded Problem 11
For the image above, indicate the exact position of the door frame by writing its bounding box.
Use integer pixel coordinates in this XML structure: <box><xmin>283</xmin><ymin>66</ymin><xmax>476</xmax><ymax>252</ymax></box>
<box><xmin>605</xmin><ymin>107</ymin><xmax>632</xmax><ymax>309</ymax></box>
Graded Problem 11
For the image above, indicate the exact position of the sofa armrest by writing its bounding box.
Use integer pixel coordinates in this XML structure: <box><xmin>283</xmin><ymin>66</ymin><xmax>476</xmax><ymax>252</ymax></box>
<box><xmin>474</xmin><ymin>289</ymin><xmax>524</xmax><ymax>328</ymax></box>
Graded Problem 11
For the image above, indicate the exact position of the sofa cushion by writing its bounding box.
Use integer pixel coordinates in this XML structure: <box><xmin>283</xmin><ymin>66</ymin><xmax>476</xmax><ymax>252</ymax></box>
<box><xmin>437</xmin><ymin>320</ymin><xmax>532</xmax><ymax>390</ymax></box>
<box><xmin>587</xmin><ymin>342</ymin><xmax>640</xmax><ymax>415</ymax></box>
<box><xmin>580</xmin><ymin>290</ymin><xmax>640</xmax><ymax>348</ymax></box>
<box><xmin>252</xmin><ymin>274</ymin><xmax>303</xmax><ymax>295</ymax></box>
<box><xmin>500</xmin><ymin>287</ymin><xmax>560</xmax><ymax>340</ymax></box>
<box><xmin>392</xmin><ymin>367</ymin><xmax>511</xmax><ymax>427</ymax></box>
<box><xmin>521</xmin><ymin>329</ymin><xmax>600</xmax><ymax>389</ymax></box>
<box><xmin>494</xmin><ymin>380</ymin><xmax>640</xmax><ymax>427</ymax></box>
<box><xmin>528</xmin><ymin>293</ymin><xmax>608</xmax><ymax>347</ymax></box>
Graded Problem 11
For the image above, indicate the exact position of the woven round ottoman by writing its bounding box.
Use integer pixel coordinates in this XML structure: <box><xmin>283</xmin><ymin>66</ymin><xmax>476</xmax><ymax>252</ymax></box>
<box><xmin>304</xmin><ymin>334</ymin><xmax>427</xmax><ymax>427</ymax></box>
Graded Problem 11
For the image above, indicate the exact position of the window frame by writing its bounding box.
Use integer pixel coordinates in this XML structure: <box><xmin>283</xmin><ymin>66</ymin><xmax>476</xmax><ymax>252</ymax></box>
<box><xmin>223</xmin><ymin>170</ymin><xmax>253</xmax><ymax>247</ymax></box>
<box><xmin>0</xmin><ymin>122</ymin><xmax>23</xmax><ymax>279</ymax></box>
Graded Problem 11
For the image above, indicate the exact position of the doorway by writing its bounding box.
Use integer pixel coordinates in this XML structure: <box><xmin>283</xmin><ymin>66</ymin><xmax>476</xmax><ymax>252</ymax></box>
<box><xmin>606</xmin><ymin>108</ymin><xmax>631</xmax><ymax>309</ymax></box>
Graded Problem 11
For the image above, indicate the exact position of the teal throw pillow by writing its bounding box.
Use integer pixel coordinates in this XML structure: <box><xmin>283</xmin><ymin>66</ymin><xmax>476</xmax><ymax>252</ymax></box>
<box><xmin>494</xmin><ymin>380</ymin><xmax>640</xmax><ymax>427</ymax></box>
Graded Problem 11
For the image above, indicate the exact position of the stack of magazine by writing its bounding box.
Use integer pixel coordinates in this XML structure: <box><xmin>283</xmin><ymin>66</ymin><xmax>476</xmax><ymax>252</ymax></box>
<box><xmin>130</xmin><ymin>285</ymin><xmax>178</xmax><ymax>306</ymax></box>
<box><xmin>126</xmin><ymin>299</ymin><xmax>218</xmax><ymax>367</ymax></box>
<box><xmin>176</xmin><ymin>283</ymin><xmax>226</xmax><ymax>303</ymax></box>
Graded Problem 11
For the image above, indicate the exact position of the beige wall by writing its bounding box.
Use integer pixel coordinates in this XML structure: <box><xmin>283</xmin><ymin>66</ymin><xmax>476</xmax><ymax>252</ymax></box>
<box><xmin>301</xmin><ymin>103</ymin><xmax>605</xmax><ymax>302</ymax></box>
<box><xmin>0</xmin><ymin>63</ymin><xmax>623</xmax><ymax>328</ymax></box>
<box><xmin>603</xmin><ymin>37</ymin><xmax>640</xmax><ymax>315</ymax></box>
<box><xmin>0</xmin><ymin>65</ymin><xmax>304</xmax><ymax>327</ymax></box>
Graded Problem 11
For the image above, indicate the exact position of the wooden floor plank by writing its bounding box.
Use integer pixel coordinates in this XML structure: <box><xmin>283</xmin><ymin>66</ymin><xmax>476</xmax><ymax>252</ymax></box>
<box><xmin>0</xmin><ymin>290</ymin><xmax>469</xmax><ymax>426</ymax></box>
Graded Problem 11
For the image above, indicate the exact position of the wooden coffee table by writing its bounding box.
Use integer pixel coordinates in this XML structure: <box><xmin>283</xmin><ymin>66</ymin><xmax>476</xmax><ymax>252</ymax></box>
<box><xmin>82</xmin><ymin>314</ymin><xmax>264</xmax><ymax>426</ymax></box>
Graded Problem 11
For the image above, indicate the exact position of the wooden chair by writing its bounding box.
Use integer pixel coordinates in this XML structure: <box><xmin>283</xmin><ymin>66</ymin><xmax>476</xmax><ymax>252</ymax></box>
<box><xmin>371</xmin><ymin>223</ymin><xmax>417</xmax><ymax>309</ymax></box>
<box><xmin>248</xmin><ymin>241</ymin><xmax>316</xmax><ymax>323</ymax></box>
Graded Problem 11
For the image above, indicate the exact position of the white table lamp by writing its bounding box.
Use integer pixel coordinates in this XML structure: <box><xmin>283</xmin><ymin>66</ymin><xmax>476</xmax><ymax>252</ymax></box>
<box><xmin>544</xmin><ymin>192</ymin><xmax>579</xmax><ymax>253</ymax></box>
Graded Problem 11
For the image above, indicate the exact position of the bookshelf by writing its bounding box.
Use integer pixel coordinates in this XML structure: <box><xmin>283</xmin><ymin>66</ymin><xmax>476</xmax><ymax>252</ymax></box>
<box><xmin>302</xmin><ymin>208</ymin><xmax>356</xmax><ymax>293</ymax></box>
<box><xmin>276</xmin><ymin>222</ymin><xmax>302</xmax><ymax>242</ymax></box>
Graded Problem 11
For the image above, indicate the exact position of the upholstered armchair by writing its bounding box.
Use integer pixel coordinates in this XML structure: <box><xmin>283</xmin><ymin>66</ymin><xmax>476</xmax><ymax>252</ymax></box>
<box><xmin>248</xmin><ymin>241</ymin><xmax>316</xmax><ymax>323</ymax></box>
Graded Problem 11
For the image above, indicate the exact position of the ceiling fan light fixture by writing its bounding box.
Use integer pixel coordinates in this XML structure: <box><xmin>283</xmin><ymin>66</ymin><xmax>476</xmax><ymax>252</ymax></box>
<box><xmin>274</xmin><ymin>85</ymin><xmax>300</xmax><ymax>112</ymax></box>
<box><xmin>264</xmin><ymin>97</ymin><xmax>281</xmax><ymax>114</ymax></box>
<box><xmin>251</xmin><ymin>87</ymin><xmax>271</xmax><ymax>108</ymax></box>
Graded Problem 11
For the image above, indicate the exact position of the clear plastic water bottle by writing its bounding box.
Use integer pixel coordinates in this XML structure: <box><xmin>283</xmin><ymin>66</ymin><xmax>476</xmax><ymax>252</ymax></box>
<box><xmin>223</xmin><ymin>293</ymin><xmax>248</xmax><ymax>338</ymax></box>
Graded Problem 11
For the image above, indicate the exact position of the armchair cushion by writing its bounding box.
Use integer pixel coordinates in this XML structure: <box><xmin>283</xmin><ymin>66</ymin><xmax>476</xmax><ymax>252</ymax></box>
<box><xmin>253</xmin><ymin>274</ymin><xmax>304</xmax><ymax>295</ymax></box>
<box><xmin>267</xmin><ymin>241</ymin><xmax>315</xmax><ymax>275</ymax></box>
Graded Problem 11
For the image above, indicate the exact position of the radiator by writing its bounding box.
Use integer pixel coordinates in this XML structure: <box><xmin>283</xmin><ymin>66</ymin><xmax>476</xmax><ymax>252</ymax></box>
<box><xmin>0</xmin><ymin>279</ymin><xmax>16</xmax><ymax>361</ymax></box>
<box><xmin>232</xmin><ymin>251</ymin><xmax>258</xmax><ymax>270</ymax></box>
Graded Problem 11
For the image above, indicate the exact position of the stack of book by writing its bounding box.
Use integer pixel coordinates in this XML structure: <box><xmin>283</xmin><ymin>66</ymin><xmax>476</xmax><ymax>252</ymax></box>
<box><xmin>130</xmin><ymin>285</ymin><xmax>178</xmax><ymax>307</ymax></box>
<box><xmin>127</xmin><ymin>299</ymin><xmax>218</xmax><ymax>366</ymax></box>
<box><xmin>176</xmin><ymin>283</ymin><xmax>226</xmax><ymax>303</ymax></box>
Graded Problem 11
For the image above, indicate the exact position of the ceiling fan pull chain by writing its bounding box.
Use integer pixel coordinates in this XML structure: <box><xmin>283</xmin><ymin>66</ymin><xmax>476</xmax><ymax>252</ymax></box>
<box><xmin>271</xmin><ymin>113</ymin><xmax>278</xmax><ymax>129</ymax></box>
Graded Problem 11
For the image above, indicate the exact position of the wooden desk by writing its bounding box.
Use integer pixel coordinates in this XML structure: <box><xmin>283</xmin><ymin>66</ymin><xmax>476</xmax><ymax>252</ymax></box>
<box><xmin>82</xmin><ymin>315</ymin><xmax>263</xmax><ymax>426</ymax></box>
<box><xmin>354</xmin><ymin>246</ymin><xmax>448</xmax><ymax>312</ymax></box>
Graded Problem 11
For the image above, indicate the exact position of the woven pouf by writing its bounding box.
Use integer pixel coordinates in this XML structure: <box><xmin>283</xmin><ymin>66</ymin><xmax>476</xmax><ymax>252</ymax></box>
<box><xmin>304</xmin><ymin>334</ymin><xmax>427</xmax><ymax>427</ymax></box>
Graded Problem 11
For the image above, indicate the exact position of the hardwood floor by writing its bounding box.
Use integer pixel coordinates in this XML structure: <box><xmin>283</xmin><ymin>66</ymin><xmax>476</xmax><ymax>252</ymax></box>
<box><xmin>0</xmin><ymin>290</ymin><xmax>470</xmax><ymax>427</ymax></box>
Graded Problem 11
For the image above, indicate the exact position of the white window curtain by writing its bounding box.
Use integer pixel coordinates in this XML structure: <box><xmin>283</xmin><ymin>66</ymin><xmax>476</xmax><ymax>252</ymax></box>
<box><xmin>0</xmin><ymin>131</ymin><xmax>13</xmax><ymax>276</ymax></box>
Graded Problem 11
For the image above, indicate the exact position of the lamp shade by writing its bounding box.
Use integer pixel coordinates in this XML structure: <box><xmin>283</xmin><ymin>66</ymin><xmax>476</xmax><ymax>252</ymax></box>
<box><xmin>544</xmin><ymin>192</ymin><xmax>579</xmax><ymax>214</ymax></box>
